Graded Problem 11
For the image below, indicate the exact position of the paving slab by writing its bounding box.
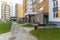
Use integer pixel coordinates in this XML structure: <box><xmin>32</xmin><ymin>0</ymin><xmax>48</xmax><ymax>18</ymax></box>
<box><xmin>11</xmin><ymin>22</ymin><xmax>37</xmax><ymax>40</ymax></box>
<box><xmin>0</xmin><ymin>32</ymin><xmax>12</xmax><ymax>40</ymax></box>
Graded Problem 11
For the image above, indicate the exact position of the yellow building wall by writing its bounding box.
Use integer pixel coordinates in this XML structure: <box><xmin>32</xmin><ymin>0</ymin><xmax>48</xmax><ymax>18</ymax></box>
<box><xmin>34</xmin><ymin>0</ymin><xmax>49</xmax><ymax>13</ymax></box>
<box><xmin>58</xmin><ymin>10</ymin><xmax>60</xmax><ymax>18</ymax></box>
<box><xmin>17</xmin><ymin>4</ymin><xmax>23</xmax><ymax>18</ymax></box>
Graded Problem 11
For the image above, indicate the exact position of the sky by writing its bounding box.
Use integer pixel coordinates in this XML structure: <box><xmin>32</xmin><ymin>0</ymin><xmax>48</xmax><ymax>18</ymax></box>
<box><xmin>2</xmin><ymin>0</ymin><xmax>23</xmax><ymax>5</ymax></box>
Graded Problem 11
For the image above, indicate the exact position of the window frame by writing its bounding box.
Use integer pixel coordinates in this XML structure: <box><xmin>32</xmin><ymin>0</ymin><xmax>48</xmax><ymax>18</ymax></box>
<box><xmin>53</xmin><ymin>11</ymin><xmax>58</xmax><ymax>18</ymax></box>
<box><xmin>53</xmin><ymin>0</ymin><xmax>58</xmax><ymax>7</ymax></box>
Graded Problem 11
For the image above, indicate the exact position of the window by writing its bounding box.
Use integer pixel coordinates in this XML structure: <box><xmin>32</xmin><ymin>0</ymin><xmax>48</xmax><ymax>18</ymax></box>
<box><xmin>44</xmin><ymin>7</ymin><xmax>46</xmax><ymax>10</ymax></box>
<box><xmin>30</xmin><ymin>0</ymin><xmax>32</xmax><ymax>1</ymax></box>
<box><xmin>38</xmin><ymin>7</ymin><xmax>44</xmax><ymax>11</ymax></box>
<box><xmin>53</xmin><ymin>12</ymin><xmax>58</xmax><ymax>18</ymax></box>
<box><xmin>32</xmin><ymin>0</ymin><xmax>35</xmax><ymax>3</ymax></box>
<box><xmin>30</xmin><ymin>8</ymin><xmax>32</xmax><ymax>10</ymax></box>
<box><xmin>53</xmin><ymin>0</ymin><xmax>58</xmax><ymax>7</ymax></box>
<box><xmin>26</xmin><ymin>0</ymin><xmax>28</xmax><ymax>2</ymax></box>
<box><xmin>38</xmin><ymin>0</ymin><xmax>44</xmax><ymax>3</ymax></box>
<box><xmin>30</xmin><ymin>3</ymin><xmax>32</xmax><ymax>5</ymax></box>
<box><xmin>2</xmin><ymin>16</ymin><xmax>3</xmax><ymax>19</ymax></box>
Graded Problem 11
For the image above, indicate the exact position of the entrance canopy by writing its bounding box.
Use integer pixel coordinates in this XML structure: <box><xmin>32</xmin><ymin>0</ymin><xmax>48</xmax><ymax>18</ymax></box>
<box><xmin>25</xmin><ymin>12</ymin><xmax>38</xmax><ymax>15</ymax></box>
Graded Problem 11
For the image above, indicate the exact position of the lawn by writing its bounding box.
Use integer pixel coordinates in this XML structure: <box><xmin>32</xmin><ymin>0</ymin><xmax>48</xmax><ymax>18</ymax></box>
<box><xmin>0</xmin><ymin>22</ymin><xmax>12</xmax><ymax>34</ymax></box>
<box><xmin>17</xmin><ymin>22</ymin><xmax>25</xmax><ymax>24</ymax></box>
<box><xmin>22</xmin><ymin>23</ymin><xmax>34</xmax><ymax>27</ymax></box>
<box><xmin>30</xmin><ymin>28</ymin><xmax>60</xmax><ymax>40</ymax></box>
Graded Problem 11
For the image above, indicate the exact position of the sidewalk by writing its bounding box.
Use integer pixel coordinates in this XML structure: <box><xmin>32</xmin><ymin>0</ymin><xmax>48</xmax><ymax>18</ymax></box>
<box><xmin>0</xmin><ymin>32</ymin><xmax>12</xmax><ymax>40</ymax></box>
<box><xmin>10</xmin><ymin>22</ymin><xmax>37</xmax><ymax>40</ymax></box>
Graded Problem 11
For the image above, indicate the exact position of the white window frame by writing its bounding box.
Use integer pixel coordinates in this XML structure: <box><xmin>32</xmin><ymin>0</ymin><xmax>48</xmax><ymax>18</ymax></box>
<box><xmin>38</xmin><ymin>0</ymin><xmax>44</xmax><ymax>3</ymax></box>
<box><xmin>53</xmin><ymin>12</ymin><xmax>58</xmax><ymax>18</ymax></box>
<box><xmin>53</xmin><ymin>0</ymin><xmax>58</xmax><ymax>7</ymax></box>
<box><xmin>38</xmin><ymin>7</ymin><xmax>44</xmax><ymax>11</ymax></box>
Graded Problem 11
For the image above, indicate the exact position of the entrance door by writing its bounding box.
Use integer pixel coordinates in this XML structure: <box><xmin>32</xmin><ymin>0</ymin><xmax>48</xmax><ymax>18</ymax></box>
<box><xmin>44</xmin><ymin>15</ymin><xmax>49</xmax><ymax>25</ymax></box>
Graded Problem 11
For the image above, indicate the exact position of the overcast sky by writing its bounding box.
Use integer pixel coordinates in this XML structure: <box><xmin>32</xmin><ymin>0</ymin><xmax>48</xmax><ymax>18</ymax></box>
<box><xmin>2</xmin><ymin>0</ymin><xmax>23</xmax><ymax>5</ymax></box>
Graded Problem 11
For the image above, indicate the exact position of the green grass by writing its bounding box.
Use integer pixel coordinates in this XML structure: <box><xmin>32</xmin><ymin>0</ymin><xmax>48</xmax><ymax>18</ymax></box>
<box><xmin>30</xmin><ymin>28</ymin><xmax>60</xmax><ymax>40</ymax></box>
<box><xmin>23</xmin><ymin>23</ymin><xmax>34</xmax><ymax>27</ymax></box>
<box><xmin>0</xmin><ymin>22</ymin><xmax>12</xmax><ymax>34</ymax></box>
<box><xmin>17</xmin><ymin>22</ymin><xmax>25</xmax><ymax>24</ymax></box>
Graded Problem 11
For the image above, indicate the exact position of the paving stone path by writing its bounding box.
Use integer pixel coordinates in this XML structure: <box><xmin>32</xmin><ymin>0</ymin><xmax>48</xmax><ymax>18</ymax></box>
<box><xmin>10</xmin><ymin>22</ymin><xmax>37</xmax><ymax>40</ymax></box>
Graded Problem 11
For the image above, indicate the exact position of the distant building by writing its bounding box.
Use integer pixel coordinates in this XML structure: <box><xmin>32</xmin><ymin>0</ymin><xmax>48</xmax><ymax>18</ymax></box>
<box><xmin>0</xmin><ymin>0</ymin><xmax>1</xmax><ymax>19</ymax></box>
<box><xmin>1</xmin><ymin>1</ymin><xmax>10</xmax><ymax>21</ymax></box>
<box><xmin>15</xmin><ymin>4</ymin><xmax>23</xmax><ymax>21</ymax></box>
<box><xmin>23</xmin><ymin>0</ymin><xmax>37</xmax><ymax>23</ymax></box>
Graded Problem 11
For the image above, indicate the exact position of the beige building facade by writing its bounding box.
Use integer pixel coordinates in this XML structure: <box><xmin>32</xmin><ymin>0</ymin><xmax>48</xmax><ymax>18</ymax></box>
<box><xmin>1</xmin><ymin>1</ymin><xmax>10</xmax><ymax>21</ymax></box>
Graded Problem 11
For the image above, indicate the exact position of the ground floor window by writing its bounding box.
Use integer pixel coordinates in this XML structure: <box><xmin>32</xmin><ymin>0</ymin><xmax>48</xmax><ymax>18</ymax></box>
<box><xmin>53</xmin><ymin>12</ymin><xmax>58</xmax><ymax>18</ymax></box>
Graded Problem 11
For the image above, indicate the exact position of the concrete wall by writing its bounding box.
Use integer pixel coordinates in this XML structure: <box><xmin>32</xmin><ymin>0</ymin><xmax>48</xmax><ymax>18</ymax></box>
<box><xmin>35</xmin><ymin>13</ymin><xmax>43</xmax><ymax>24</ymax></box>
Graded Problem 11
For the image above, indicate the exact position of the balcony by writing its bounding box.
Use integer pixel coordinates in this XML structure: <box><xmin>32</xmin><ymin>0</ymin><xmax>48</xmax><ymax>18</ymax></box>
<box><xmin>25</xmin><ymin>12</ymin><xmax>38</xmax><ymax>15</ymax></box>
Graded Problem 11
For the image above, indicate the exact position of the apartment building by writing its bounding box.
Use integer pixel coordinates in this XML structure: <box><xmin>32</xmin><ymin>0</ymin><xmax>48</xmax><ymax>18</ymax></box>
<box><xmin>1</xmin><ymin>1</ymin><xmax>10</xmax><ymax>21</ymax></box>
<box><xmin>0</xmin><ymin>0</ymin><xmax>1</xmax><ymax>19</ymax></box>
<box><xmin>23</xmin><ymin>0</ymin><xmax>37</xmax><ymax>23</ymax></box>
<box><xmin>15</xmin><ymin>4</ymin><xmax>23</xmax><ymax>21</ymax></box>
<box><xmin>23</xmin><ymin>0</ymin><xmax>49</xmax><ymax>25</ymax></box>
<box><xmin>32</xmin><ymin>0</ymin><xmax>49</xmax><ymax>24</ymax></box>
<box><xmin>49</xmin><ymin>0</ymin><xmax>60</xmax><ymax>26</ymax></box>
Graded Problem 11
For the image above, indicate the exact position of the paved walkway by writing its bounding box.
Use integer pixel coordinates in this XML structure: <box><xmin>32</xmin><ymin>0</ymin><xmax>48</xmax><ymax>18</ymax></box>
<box><xmin>10</xmin><ymin>22</ymin><xmax>37</xmax><ymax>40</ymax></box>
<box><xmin>22</xmin><ymin>27</ymin><xmax>34</xmax><ymax>32</ymax></box>
<box><xmin>0</xmin><ymin>32</ymin><xmax>12</xmax><ymax>40</ymax></box>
